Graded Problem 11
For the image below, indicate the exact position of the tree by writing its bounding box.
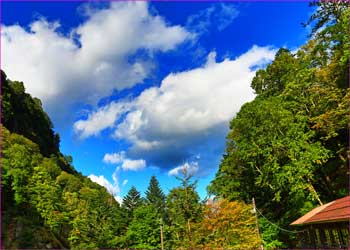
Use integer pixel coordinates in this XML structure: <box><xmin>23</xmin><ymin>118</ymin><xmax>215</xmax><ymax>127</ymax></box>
<box><xmin>64</xmin><ymin>192</ymin><xmax>99</xmax><ymax>250</ymax></box>
<box><xmin>1</xmin><ymin>70</ymin><xmax>76</xmax><ymax>175</ymax></box>
<box><xmin>251</xmin><ymin>48</ymin><xmax>297</xmax><ymax>96</ymax></box>
<box><xmin>193</xmin><ymin>199</ymin><xmax>261</xmax><ymax>249</ymax></box>
<box><xmin>305</xmin><ymin>0</ymin><xmax>349</xmax><ymax>88</ymax></box>
<box><xmin>167</xmin><ymin>169</ymin><xmax>202</xmax><ymax>248</ymax></box>
<box><xmin>145</xmin><ymin>176</ymin><xmax>166</xmax><ymax>219</ymax></box>
<box><xmin>29</xmin><ymin>159</ymin><xmax>63</xmax><ymax>224</ymax></box>
<box><xmin>125</xmin><ymin>205</ymin><xmax>163</xmax><ymax>249</ymax></box>
<box><xmin>2</xmin><ymin>126</ymin><xmax>42</xmax><ymax>206</ymax></box>
<box><xmin>209</xmin><ymin>1</ymin><xmax>349</xmax><ymax>247</ymax></box>
<box><xmin>122</xmin><ymin>186</ymin><xmax>143</xmax><ymax>219</ymax></box>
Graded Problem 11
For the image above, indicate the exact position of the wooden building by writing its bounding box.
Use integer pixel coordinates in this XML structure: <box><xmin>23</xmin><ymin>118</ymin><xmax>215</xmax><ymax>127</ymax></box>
<box><xmin>291</xmin><ymin>196</ymin><xmax>350</xmax><ymax>249</ymax></box>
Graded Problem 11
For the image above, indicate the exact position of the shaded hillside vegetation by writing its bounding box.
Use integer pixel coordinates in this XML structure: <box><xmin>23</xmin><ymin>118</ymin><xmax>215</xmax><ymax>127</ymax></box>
<box><xmin>1</xmin><ymin>71</ymin><xmax>76</xmax><ymax>174</ymax></box>
<box><xmin>209</xmin><ymin>1</ymin><xmax>349</xmax><ymax>248</ymax></box>
<box><xmin>1</xmin><ymin>72</ymin><xmax>127</xmax><ymax>249</ymax></box>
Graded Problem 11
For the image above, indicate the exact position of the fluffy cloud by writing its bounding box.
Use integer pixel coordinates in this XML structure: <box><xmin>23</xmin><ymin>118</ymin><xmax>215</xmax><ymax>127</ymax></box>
<box><xmin>88</xmin><ymin>172</ymin><xmax>122</xmax><ymax>203</ymax></box>
<box><xmin>103</xmin><ymin>151</ymin><xmax>146</xmax><ymax>171</ymax></box>
<box><xmin>74</xmin><ymin>102</ymin><xmax>130</xmax><ymax>138</ymax></box>
<box><xmin>103</xmin><ymin>151</ymin><xmax>126</xmax><ymax>164</ymax></box>
<box><xmin>122</xmin><ymin>159</ymin><xmax>146</xmax><ymax>171</ymax></box>
<box><xmin>168</xmin><ymin>161</ymin><xmax>199</xmax><ymax>176</ymax></box>
<box><xmin>1</xmin><ymin>2</ymin><xmax>190</xmax><ymax>123</ymax></box>
<box><xmin>75</xmin><ymin>45</ymin><xmax>276</xmax><ymax>172</ymax></box>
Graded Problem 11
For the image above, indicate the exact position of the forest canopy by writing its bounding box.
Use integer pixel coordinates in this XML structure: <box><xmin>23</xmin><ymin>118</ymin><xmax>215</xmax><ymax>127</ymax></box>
<box><xmin>208</xmin><ymin>0</ymin><xmax>349</xmax><ymax>247</ymax></box>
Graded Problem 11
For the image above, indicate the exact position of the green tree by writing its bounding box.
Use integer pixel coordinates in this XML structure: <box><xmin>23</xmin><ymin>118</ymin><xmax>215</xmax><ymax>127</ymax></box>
<box><xmin>2</xmin><ymin>126</ymin><xmax>42</xmax><ymax>206</ymax></box>
<box><xmin>251</xmin><ymin>48</ymin><xmax>298</xmax><ymax>96</ymax></box>
<box><xmin>125</xmin><ymin>205</ymin><xmax>164</xmax><ymax>249</ymax></box>
<box><xmin>1</xmin><ymin>70</ymin><xmax>76</xmax><ymax>175</ymax></box>
<box><xmin>122</xmin><ymin>186</ymin><xmax>143</xmax><ymax>220</ymax></box>
<box><xmin>167</xmin><ymin>169</ymin><xmax>202</xmax><ymax>248</ymax></box>
<box><xmin>145</xmin><ymin>176</ymin><xmax>166</xmax><ymax>219</ymax></box>
<box><xmin>209</xmin><ymin>1</ymin><xmax>349</xmax><ymax>247</ymax></box>
<box><xmin>29</xmin><ymin>159</ymin><xmax>63</xmax><ymax>226</ymax></box>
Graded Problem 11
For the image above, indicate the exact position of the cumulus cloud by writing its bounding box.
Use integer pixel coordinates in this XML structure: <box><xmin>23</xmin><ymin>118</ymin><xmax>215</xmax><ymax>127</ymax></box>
<box><xmin>122</xmin><ymin>159</ymin><xmax>146</xmax><ymax>171</ymax></box>
<box><xmin>74</xmin><ymin>102</ymin><xmax>130</xmax><ymax>138</ymax></box>
<box><xmin>88</xmin><ymin>172</ymin><xmax>122</xmax><ymax>203</ymax></box>
<box><xmin>103</xmin><ymin>151</ymin><xmax>126</xmax><ymax>164</ymax></box>
<box><xmin>168</xmin><ymin>161</ymin><xmax>199</xmax><ymax>176</ymax></box>
<box><xmin>75</xmin><ymin>45</ymin><xmax>276</xmax><ymax>172</ymax></box>
<box><xmin>1</xmin><ymin>2</ymin><xmax>190</xmax><ymax>123</ymax></box>
<box><xmin>186</xmin><ymin>3</ymin><xmax>239</xmax><ymax>35</ymax></box>
<box><xmin>103</xmin><ymin>151</ymin><xmax>146</xmax><ymax>171</ymax></box>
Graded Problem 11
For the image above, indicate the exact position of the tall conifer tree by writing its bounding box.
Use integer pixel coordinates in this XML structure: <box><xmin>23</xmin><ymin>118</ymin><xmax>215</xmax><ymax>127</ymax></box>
<box><xmin>123</xmin><ymin>186</ymin><xmax>143</xmax><ymax>214</ymax></box>
<box><xmin>145</xmin><ymin>176</ymin><xmax>166</xmax><ymax>210</ymax></box>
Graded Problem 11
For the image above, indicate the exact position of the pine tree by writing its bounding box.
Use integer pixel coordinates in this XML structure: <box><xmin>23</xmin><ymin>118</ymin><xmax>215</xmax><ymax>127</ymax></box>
<box><xmin>145</xmin><ymin>176</ymin><xmax>166</xmax><ymax>211</ymax></box>
<box><xmin>122</xmin><ymin>186</ymin><xmax>143</xmax><ymax>215</ymax></box>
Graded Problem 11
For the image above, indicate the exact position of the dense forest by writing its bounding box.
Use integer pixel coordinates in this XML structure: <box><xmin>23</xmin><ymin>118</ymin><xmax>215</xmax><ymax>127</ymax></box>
<box><xmin>1</xmin><ymin>1</ymin><xmax>349</xmax><ymax>249</ymax></box>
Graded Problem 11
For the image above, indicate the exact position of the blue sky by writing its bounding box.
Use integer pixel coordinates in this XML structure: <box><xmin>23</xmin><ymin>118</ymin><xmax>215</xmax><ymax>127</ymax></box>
<box><xmin>2</xmin><ymin>1</ymin><xmax>314</xmax><ymax>202</ymax></box>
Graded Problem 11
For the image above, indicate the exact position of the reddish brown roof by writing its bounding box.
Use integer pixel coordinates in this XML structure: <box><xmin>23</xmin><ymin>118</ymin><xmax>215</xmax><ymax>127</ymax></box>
<box><xmin>291</xmin><ymin>196</ymin><xmax>350</xmax><ymax>226</ymax></box>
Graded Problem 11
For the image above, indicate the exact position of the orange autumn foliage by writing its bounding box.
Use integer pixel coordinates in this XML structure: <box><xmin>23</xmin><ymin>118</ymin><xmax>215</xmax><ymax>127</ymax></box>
<box><xmin>193</xmin><ymin>199</ymin><xmax>261</xmax><ymax>249</ymax></box>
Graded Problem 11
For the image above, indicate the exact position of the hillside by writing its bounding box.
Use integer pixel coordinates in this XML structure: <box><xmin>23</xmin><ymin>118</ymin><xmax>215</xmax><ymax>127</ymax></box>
<box><xmin>1</xmin><ymin>71</ymin><xmax>127</xmax><ymax>249</ymax></box>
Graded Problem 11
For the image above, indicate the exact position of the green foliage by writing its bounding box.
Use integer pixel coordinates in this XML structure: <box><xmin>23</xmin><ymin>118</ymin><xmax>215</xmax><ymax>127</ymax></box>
<box><xmin>56</xmin><ymin>171</ymin><xmax>82</xmax><ymax>193</ymax></box>
<box><xmin>1</xmin><ymin>71</ymin><xmax>76</xmax><ymax>174</ymax></box>
<box><xmin>2</xmin><ymin>126</ymin><xmax>42</xmax><ymax>205</ymax></box>
<box><xmin>123</xmin><ymin>186</ymin><xmax>143</xmax><ymax>216</ymax></box>
<box><xmin>1</xmin><ymin>71</ymin><xmax>59</xmax><ymax>157</ymax></box>
<box><xmin>259</xmin><ymin>217</ymin><xmax>285</xmax><ymax>250</ymax></box>
<box><xmin>125</xmin><ymin>205</ymin><xmax>162</xmax><ymax>249</ymax></box>
<box><xmin>29</xmin><ymin>158</ymin><xmax>64</xmax><ymax>232</ymax></box>
<box><xmin>209</xmin><ymin>1</ymin><xmax>349</xmax><ymax>248</ymax></box>
<box><xmin>145</xmin><ymin>176</ymin><xmax>167</xmax><ymax>220</ymax></box>
<box><xmin>251</xmin><ymin>48</ymin><xmax>297</xmax><ymax>96</ymax></box>
<box><xmin>167</xmin><ymin>170</ymin><xmax>202</xmax><ymax>248</ymax></box>
<box><xmin>1</xmin><ymin>126</ymin><xmax>124</xmax><ymax>249</ymax></box>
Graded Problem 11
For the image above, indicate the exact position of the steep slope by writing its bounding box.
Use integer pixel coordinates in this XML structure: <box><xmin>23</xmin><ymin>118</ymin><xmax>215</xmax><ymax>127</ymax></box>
<box><xmin>1</xmin><ymin>72</ymin><xmax>127</xmax><ymax>249</ymax></box>
<box><xmin>1</xmin><ymin>70</ymin><xmax>78</xmax><ymax>175</ymax></box>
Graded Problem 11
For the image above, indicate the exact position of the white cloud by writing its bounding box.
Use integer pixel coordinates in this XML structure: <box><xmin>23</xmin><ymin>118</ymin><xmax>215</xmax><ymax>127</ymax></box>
<box><xmin>1</xmin><ymin>2</ymin><xmax>190</xmax><ymax>123</ymax></box>
<box><xmin>88</xmin><ymin>173</ymin><xmax>122</xmax><ymax>203</ymax></box>
<box><xmin>168</xmin><ymin>161</ymin><xmax>199</xmax><ymax>176</ymax></box>
<box><xmin>103</xmin><ymin>151</ymin><xmax>146</xmax><ymax>171</ymax></box>
<box><xmin>75</xmin><ymin>102</ymin><xmax>130</xmax><ymax>138</ymax></box>
<box><xmin>122</xmin><ymin>159</ymin><xmax>146</xmax><ymax>171</ymax></box>
<box><xmin>103</xmin><ymin>151</ymin><xmax>126</xmax><ymax>164</ymax></box>
<box><xmin>119</xmin><ymin>46</ymin><xmax>275</xmax><ymax>140</ymax></box>
<box><xmin>75</xmin><ymin>45</ymin><xmax>276</xmax><ymax>171</ymax></box>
